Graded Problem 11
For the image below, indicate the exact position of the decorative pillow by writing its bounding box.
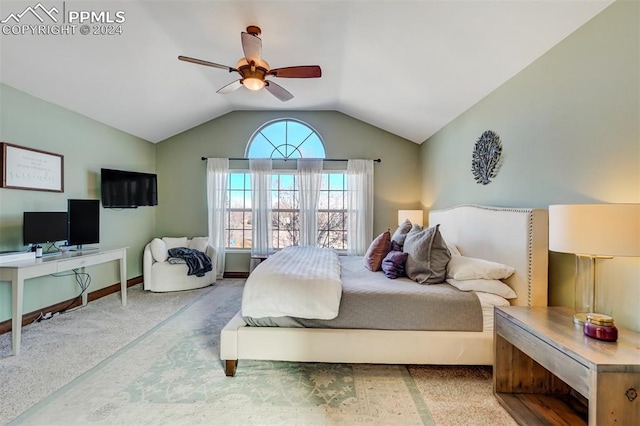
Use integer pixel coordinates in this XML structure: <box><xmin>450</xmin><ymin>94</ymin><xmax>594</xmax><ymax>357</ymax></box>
<box><xmin>381</xmin><ymin>250</ymin><xmax>408</xmax><ymax>279</ymax></box>
<box><xmin>162</xmin><ymin>237</ymin><xmax>188</xmax><ymax>250</ymax></box>
<box><xmin>364</xmin><ymin>231</ymin><xmax>392</xmax><ymax>271</ymax></box>
<box><xmin>391</xmin><ymin>219</ymin><xmax>413</xmax><ymax>247</ymax></box>
<box><xmin>409</xmin><ymin>223</ymin><xmax>423</xmax><ymax>232</ymax></box>
<box><xmin>447</xmin><ymin>255</ymin><xmax>515</xmax><ymax>280</ymax></box>
<box><xmin>403</xmin><ymin>224</ymin><xmax>450</xmax><ymax>284</ymax></box>
<box><xmin>189</xmin><ymin>237</ymin><xmax>209</xmax><ymax>253</ymax></box>
<box><xmin>149</xmin><ymin>238</ymin><xmax>168</xmax><ymax>262</ymax></box>
<box><xmin>390</xmin><ymin>240</ymin><xmax>402</xmax><ymax>252</ymax></box>
<box><xmin>446</xmin><ymin>278</ymin><xmax>517</xmax><ymax>299</ymax></box>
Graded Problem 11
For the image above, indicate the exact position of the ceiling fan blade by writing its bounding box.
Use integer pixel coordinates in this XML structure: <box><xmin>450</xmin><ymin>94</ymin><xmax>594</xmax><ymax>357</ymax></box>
<box><xmin>241</xmin><ymin>32</ymin><xmax>262</xmax><ymax>63</ymax></box>
<box><xmin>265</xmin><ymin>80</ymin><xmax>294</xmax><ymax>102</ymax></box>
<box><xmin>268</xmin><ymin>66</ymin><xmax>322</xmax><ymax>78</ymax></box>
<box><xmin>217</xmin><ymin>80</ymin><xmax>243</xmax><ymax>94</ymax></box>
<box><xmin>178</xmin><ymin>56</ymin><xmax>238</xmax><ymax>73</ymax></box>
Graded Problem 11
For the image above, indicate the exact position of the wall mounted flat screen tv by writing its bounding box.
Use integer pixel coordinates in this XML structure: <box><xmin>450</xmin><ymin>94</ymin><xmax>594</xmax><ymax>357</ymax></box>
<box><xmin>67</xmin><ymin>199</ymin><xmax>100</xmax><ymax>250</ymax></box>
<box><xmin>101</xmin><ymin>168</ymin><xmax>158</xmax><ymax>208</ymax></box>
<box><xmin>23</xmin><ymin>212</ymin><xmax>68</xmax><ymax>246</ymax></box>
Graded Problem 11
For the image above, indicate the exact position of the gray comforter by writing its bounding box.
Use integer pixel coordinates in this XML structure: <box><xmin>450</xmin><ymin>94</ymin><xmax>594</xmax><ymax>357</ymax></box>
<box><xmin>243</xmin><ymin>255</ymin><xmax>483</xmax><ymax>331</ymax></box>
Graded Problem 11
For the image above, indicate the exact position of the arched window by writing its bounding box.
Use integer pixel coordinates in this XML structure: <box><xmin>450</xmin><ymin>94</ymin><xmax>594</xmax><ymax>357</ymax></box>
<box><xmin>246</xmin><ymin>119</ymin><xmax>326</xmax><ymax>159</ymax></box>
<box><xmin>227</xmin><ymin>119</ymin><xmax>347</xmax><ymax>251</ymax></box>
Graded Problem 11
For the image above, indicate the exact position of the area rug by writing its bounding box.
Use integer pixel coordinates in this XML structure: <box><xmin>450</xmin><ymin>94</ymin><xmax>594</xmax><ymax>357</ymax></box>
<box><xmin>13</xmin><ymin>283</ymin><xmax>435</xmax><ymax>425</ymax></box>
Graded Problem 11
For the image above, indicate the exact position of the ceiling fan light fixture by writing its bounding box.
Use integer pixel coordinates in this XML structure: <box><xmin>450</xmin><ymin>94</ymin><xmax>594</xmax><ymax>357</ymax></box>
<box><xmin>236</xmin><ymin>57</ymin><xmax>270</xmax><ymax>71</ymax></box>
<box><xmin>179</xmin><ymin>26</ymin><xmax>321</xmax><ymax>102</ymax></box>
<box><xmin>243</xmin><ymin>77</ymin><xmax>265</xmax><ymax>91</ymax></box>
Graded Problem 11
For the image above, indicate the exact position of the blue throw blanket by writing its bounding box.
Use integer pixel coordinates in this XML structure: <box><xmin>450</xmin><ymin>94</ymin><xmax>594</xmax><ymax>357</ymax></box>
<box><xmin>167</xmin><ymin>247</ymin><xmax>213</xmax><ymax>277</ymax></box>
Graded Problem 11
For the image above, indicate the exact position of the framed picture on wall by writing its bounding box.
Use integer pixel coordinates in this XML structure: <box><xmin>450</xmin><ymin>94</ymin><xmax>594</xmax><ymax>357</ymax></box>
<box><xmin>0</xmin><ymin>142</ymin><xmax>64</xmax><ymax>192</ymax></box>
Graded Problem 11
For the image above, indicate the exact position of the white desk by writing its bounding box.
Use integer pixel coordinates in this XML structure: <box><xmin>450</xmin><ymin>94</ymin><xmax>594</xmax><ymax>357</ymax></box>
<box><xmin>0</xmin><ymin>247</ymin><xmax>127</xmax><ymax>356</ymax></box>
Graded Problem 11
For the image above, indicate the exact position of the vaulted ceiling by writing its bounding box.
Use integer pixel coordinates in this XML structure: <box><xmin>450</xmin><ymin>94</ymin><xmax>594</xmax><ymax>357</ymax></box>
<box><xmin>0</xmin><ymin>0</ymin><xmax>613</xmax><ymax>143</ymax></box>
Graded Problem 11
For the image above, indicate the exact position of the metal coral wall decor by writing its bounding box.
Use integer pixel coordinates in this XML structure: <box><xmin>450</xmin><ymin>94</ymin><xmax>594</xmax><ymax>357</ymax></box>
<box><xmin>471</xmin><ymin>130</ymin><xmax>502</xmax><ymax>185</ymax></box>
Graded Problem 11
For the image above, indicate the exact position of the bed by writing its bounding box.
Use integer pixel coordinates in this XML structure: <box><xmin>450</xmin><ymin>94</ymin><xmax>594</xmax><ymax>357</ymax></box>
<box><xmin>220</xmin><ymin>205</ymin><xmax>548</xmax><ymax>376</ymax></box>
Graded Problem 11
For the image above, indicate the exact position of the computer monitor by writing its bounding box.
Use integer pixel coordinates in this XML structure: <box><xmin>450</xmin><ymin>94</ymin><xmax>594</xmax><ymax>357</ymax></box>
<box><xmin>67</xmin><ymin>199</ymin><xmax>100</xmax><ymax>250</ymax></box>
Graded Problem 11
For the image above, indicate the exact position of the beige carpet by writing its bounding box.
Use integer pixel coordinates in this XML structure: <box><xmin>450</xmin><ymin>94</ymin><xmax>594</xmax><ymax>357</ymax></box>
<box><xmin>1</xmin><ymin>280</ymin><xmax>515</xmax><ymax>425</ymax></box>
<box><xmin>0</xmin><ymin>281</ymin><xmax>220</xmax><ymax>423</ymax></box>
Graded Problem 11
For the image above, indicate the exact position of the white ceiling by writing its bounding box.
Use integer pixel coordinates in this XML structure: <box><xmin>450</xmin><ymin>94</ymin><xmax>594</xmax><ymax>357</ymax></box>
<box><xmin>0</xmin><ymin>0</ymin><xmax>613</xmax><ymax>144</ymax></box>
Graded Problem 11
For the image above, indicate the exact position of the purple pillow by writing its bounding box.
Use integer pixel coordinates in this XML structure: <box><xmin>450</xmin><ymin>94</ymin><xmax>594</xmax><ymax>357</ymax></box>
<box><xmin>381</xmin><ymin>250</ymin><xmax>408</xmax><ymax>279</ymax></box>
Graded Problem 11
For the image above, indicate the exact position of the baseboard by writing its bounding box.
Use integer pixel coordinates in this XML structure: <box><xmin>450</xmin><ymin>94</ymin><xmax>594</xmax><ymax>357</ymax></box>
<box><xmin>223</xmin><ymin>271</ymin><xmax>249</xmax><ymax>279</ymax></box>
<box><xmin>0</xmin><ymin>276</ymin><xmax>143</xmax><ymax>336</ymax></box>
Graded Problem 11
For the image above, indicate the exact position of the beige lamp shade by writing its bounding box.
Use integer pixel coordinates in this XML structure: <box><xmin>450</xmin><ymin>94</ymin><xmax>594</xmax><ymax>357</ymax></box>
<box><xmin>549</xmin><ymin>204</ymin><xmax>640</xmax><ymax>257</ymax></box>
<box><xmin>398</xmin><ymin>210</ymin><xmax>423</xmax><ymax>226</ymax></box>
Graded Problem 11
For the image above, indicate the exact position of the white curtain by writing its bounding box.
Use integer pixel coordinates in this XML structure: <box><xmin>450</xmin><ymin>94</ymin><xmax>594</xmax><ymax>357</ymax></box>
<box><xmin>297</xmin><ymin>159</ymin><xmax>323</xmax><ymax>246</ymax></box>
<box><xmin>347</xmin><ymin>159</ymin><xmax>374</xmax><ymax>255</ymax></box>
<box><xmin>250</xmin><ymin>159</ymin><xmax>273</xmax><ymax>256</ymax></box>
<box><xmin>206</xmin><ymin>158</ymin><xmax>229</xmax><ymax>279</ymax></box>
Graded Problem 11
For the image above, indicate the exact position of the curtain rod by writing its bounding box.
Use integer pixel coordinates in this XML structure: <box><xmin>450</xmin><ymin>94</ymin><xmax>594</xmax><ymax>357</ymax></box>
<box><xmin>201</xmin><ymin>157</ymin><xmax>381</xmax><ymax>163</ymax></box>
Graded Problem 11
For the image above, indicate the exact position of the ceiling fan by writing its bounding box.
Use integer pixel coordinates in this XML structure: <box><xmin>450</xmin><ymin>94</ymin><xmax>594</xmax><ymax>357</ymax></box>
<box><xmin>178</xmin><ymin>26</ymin><xmax>322</xmax><ymax>102</ymax></box>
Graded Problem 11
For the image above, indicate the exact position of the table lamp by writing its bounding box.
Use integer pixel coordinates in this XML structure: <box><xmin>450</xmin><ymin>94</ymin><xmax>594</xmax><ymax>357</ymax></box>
<box><xmin>398</xmin><ymin>210</ymin><xmax>423</xmax><ymax>226</ymax></box>
<box><xmin>548</xmin><ymin>204</ymin><xmax>640</xmax><ymax>323</ymax></box>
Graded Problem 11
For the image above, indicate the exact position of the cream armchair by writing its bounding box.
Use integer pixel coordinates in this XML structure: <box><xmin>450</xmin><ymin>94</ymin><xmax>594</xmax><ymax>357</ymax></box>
<box><xmin>143</xmin><ymin>236</ymin><xmax>216</xmax><ymax>292</ymax></box>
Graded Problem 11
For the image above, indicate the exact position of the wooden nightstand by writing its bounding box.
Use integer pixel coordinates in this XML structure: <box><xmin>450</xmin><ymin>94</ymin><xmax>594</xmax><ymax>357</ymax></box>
<box><xmin>494</xmin><ymin>306</ymin><xmax>640</xmax><ymax>425</ymax></box>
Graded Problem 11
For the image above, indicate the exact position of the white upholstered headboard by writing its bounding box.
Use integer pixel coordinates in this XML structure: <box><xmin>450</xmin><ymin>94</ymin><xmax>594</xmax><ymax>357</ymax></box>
<box><xmin>428</xmin><ymin>205</ymin><xmax>548</xmax><ymax>307</ymax></box>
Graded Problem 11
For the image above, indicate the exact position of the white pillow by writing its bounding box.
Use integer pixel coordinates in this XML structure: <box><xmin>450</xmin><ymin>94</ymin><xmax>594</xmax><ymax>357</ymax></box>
<box><xmin>149</xmin><ymin>238</ymin><xmax>168</xmax><ymax>262</ymax></box>
<box><xmin>475</xmin><ymin>291</ymin><xmax>511</xmax><ymax>307</ymax></box>
<box><xmin>447</xmin><ymin>255</ymin><xmax>515</xmax><ymax>280</ymax></box>
<box><xmin>162</xmin><ymin>237</ymin><xmax>188</xmax><ymax>250</ymax></box>
<box><xmin>446</xmin><ymin>278</ymin><xmax>517</xmax><ymax>299</ymax></box>
<box><xmin>445</xmin><ymin>240</ymin><xmax>461</xmax><ymax>256</ymax></box>
<box><xmin>189</xmin><ymin>237</ymin><xmax>209</xmax><ymax>253</ymax></box>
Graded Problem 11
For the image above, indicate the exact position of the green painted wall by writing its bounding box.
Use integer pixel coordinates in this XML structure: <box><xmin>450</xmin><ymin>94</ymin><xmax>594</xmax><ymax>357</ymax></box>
<box><xmin>0</xmin><ymin>84</ymin><xmax>157</xmax><ymax>322</ymax></box>
<box><xmin>419</xmin><ymin>1</ymin><xmax>640</xmax><ymax>330</ymax></box>
<box><xmin>156</xmin><ymin>110</ymin><xmax>421</xmax><ymax>272</ymax></box>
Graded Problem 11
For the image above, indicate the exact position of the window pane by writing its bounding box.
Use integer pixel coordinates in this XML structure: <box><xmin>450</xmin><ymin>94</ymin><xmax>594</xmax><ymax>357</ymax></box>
<box><xmin>318</xmin><ymin>190</ymin><xmax>328</xmax><ymax>209</ymax></box>
<box><xmin>246</xmin><ymin>119</ymin><xmax>325</xmax><ymax>161</ymax></box>
<box><xmin>279</xmin><ymin>191</ymin><xmax>295</xmax><ymax>208</ymax></box>
<box><xmin>299</xmin><ymin>134</ymin><xmax>325</xmax><ymax>158</ymax></box>
<box><xmin>329</xmin><ymin>212</ymin><xmax>346</xmax><ymax>231</ymax></box>
<box><xmin>244</xmin><ymin>231</ymin><xmax>253</xmax><ymax>248</ymax></box>
<box><xmin>320</xmin><ymin>174</ymin><xmax>329</xmax><ymax>190</ymax></box>
<box><xmin>260</xmin><ymin>121</ymin><xmax>286</xmax><ymax>147</ymax></box>
<box><xmin>286</xmin><ymin>120</ymin><xmax>312</xmax><ymax>145</ymax></box>
<box><xmin>228</xmin><ymin>230</ymin><xmax>245</xmax><ymax>248</ymax></box>
<box><xmin>327</xmin><ymin>191</ymin><xmax>342</xmax><ymax>209</ymax></box>
<box><xmin>247</xmin><ymin>133</ymin><xmax>278</xmax><ymax>158</ymax></box>
<box><xmin>229</xmin><ymin>173</ymin><xmax>245</xmax><ymax>189</ymax></box>
<box><xmin>317</xmin><ymin>212</ymin><xmax>329</xmax><ymax>230</ymax></box>
<box><xmin>278</xmin><ymin>174</ymin><xmax>295</xmax><ymax>189</ymax></box>
<box><xmin>327</xmin><ymin>231</ymin><xmax>343</xmax><ymax>249</ymax></box>
<box><xmin>228</xmin><ymin>211</ymin><xmax>244</xmax><ymax>229</ymax></box>
<box><xmin>341</xmin><ymin>232</ymin><xmax>348</xmax><ymax>249</ymax></box>
<box><xmin>329</xmin><ymin>173</ymin><xmax>344</xmax><ymax>190</ymax></box>
<box><xmin>229</xmin><ymin>191</ymin><xmax>246</xmax><ymax>208</ymax></box>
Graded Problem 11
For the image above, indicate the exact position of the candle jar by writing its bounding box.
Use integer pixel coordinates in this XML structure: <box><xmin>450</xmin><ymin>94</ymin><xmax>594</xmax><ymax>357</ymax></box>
<box><xmin>584</xmin><ymin>313</ymin><xmax>618</xmax><ymax>342</ymax></box>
